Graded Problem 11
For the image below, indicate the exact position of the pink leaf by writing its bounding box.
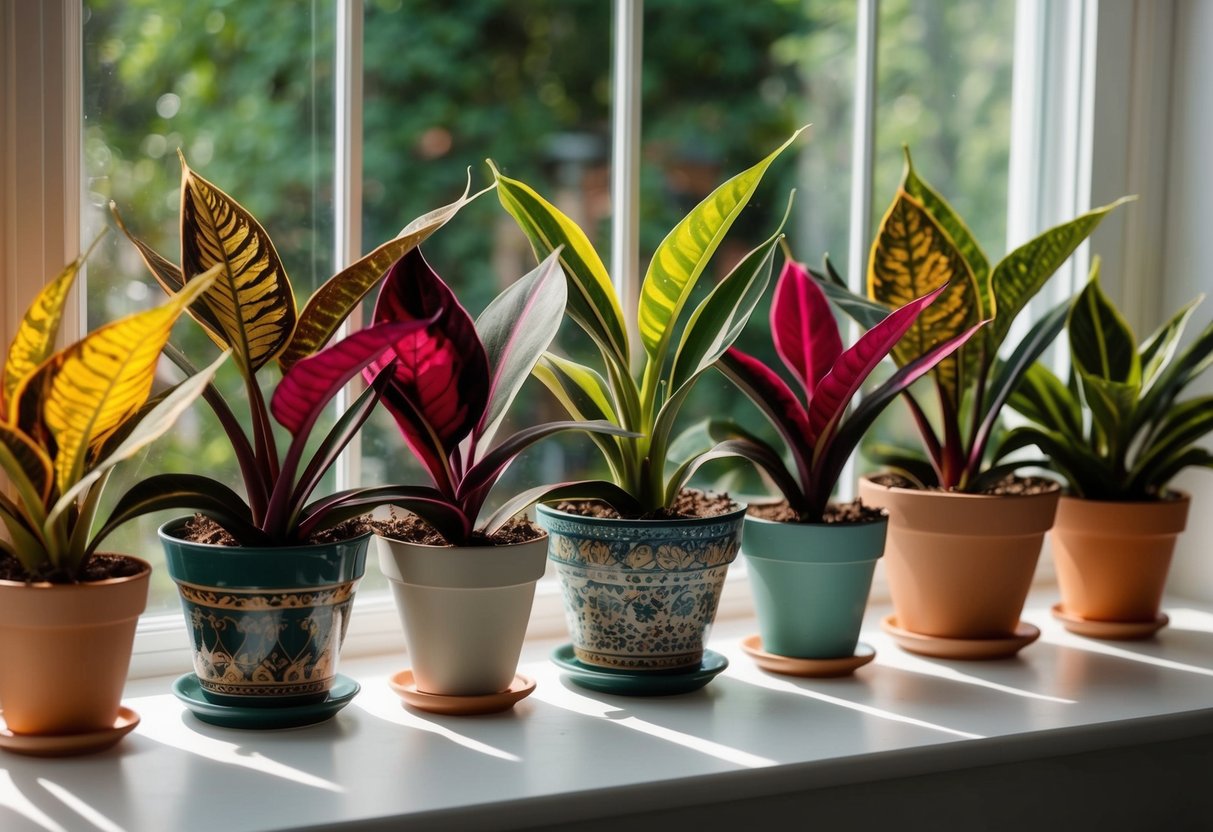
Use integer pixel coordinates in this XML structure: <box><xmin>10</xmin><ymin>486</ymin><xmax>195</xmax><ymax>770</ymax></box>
<box><xmin>371</xmin><ymin>249</ymin><xmax>489</xmax><ymax>452</ymax></box>
<box><xmin>807</xmin><ymin>283</ymin><xmax>947</xmax><ymax>450</ymax></box>
<box><xmin>771</xmin><ymin>259</ymin><xmax>843</xmax><ymax>399</ymax></box>
<box><xmin>718</xmin><ymin>348</ymin><xmax>813</xmax><ymax>486</ymax></box>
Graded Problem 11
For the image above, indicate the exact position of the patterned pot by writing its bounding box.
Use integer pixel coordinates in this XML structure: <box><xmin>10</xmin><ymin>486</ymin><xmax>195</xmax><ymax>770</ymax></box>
<box><xmin>159</xmin><ymin>519</ymin><xmax>368</xmax><ymax>706</ymax></box>
<box><xmin>537</xmin><ymin>502</ymin><xmax>744</xmax><ymax>672</ymax></box>
<box><xmin>742</xmin><ymin>514</ymin><xmax>886</xmax><ymax>659</ymax></box>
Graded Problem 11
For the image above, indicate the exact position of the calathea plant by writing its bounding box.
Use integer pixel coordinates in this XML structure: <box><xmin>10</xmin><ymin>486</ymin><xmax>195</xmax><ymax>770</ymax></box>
<box><xmin>690</xmin><ymin>257</ymin><xmax>982</xmax><ymax>522</ymax></box>
<box><xmin>1002</xmin><ymin>258</ymin><xmax>1213</xmax><ymax>500</ymax></box>
<box><xmin>361</xmin><ymin>248</ymin><xmax>636</xmax><ymax>545</ymax></box>
<box><xmin>0</xmin><ymin>238</ymin><xmax>224</xmax><ymax>579</ymax></box>
<box><xmin>489</xmin><ymin>129</ymin><xmax>804</xmax><ymax>512</ymax></box>
<box><xmin>818</xmin><ymin>149</ymin><xmax>1129</xmax><ymax>491</ymax></box>
<box><xmin>106</xmin><ymin>154</ymin><xmax>480</xmax><ymax>544</ymax></box>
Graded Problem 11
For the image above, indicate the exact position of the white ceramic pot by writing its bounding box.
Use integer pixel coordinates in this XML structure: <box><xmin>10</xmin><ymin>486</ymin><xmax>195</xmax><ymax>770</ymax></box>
<box><xmin>376</xmin><ymin>534</ymin><xmax>548</xmax><ymax>696</ymax></box>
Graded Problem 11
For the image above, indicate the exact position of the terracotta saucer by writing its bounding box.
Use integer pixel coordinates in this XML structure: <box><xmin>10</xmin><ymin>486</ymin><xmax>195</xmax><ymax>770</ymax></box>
<box><xmin>1051</xmin><ymin>603</ymin><xmax>1169</xmax><ymax>640</ymax></box>
<box><xmin>881</xmin><ymin>614</ymin><xmax>1040</xmax><ymax>660</ymax></box>
<box><xmin>551</xmin><ymin>644</ymin><xmax>728</xmax><ymax>696</ymax></box>
<box><xmin>173</xmin><ymin>673</ymin><xmax>360</xmax><ymax>730</ymax></box>
<box><xmin>388</xmin><ymin>670</ymin><xmax>535</xmax><ymax>715</ymax></box>
<box><xmin>0</xmin><ymin>707</ymin><xmax>139</xmax><ymax>757</ymax></box>
<box><xmin>740</xmin><ymin>635</ymin><xmax>876</xmax><ymax>678</ymax></box>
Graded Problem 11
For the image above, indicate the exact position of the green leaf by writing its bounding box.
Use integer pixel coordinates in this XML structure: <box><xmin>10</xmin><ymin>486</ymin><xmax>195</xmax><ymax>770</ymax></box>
<box><xmin>1007</xmin><ymin>362</ymin><xmax>1083</xmax><ymax>441</ymax></box>
<box><xmin>988</xmin><ymin>196</ymin><xmax>1132</xmax><ymax>353</ymax></box>
<box><xmin>668</xmin><ymin>438</ymin><xmax>804</xmax><ymax>512</ymax></box>
<box><xmin>1139</xmin><ymin>295</ymin><xmax>1202</xmax><ymax>393</ymax></box>
<box><xmin>1131</xmin><ymin>447</ymin><xmax>1213</xmax><ymax>497</ymax></box>
<box><xmin>901</xmin><ymin>147</ymin><xmax>992</xmax><ymax>318</ymax></box>
<box><xmin>1068</xmin><ymin>260</ymin><xmax>1141</xmax><ymax>386</ymax></box>
<box><xmin>280</xmin><ymin>175</ymin><xmax>483</xmax><ymax>369</ymax></box>
<box><xmin>532</xmin><ymin>352</ymin><xmax>627</xmax><ymax>483</ymax></box>
<box><xmin>483</xmin><ymin>480</ymin><xmax>642</xmax><ymax>535</ymax></box>
<box><xmin>993</xmin><ymin>426</ymin><xmax>1108</xmax><ymax>498</ymax></box>
<box><xmin>1133</xmin><ymin>315</ymin><xmax>1213</xmax><ymax>434</ymax></box>
<box><xmin>490</xmin><ymin>162</ymin><xmax>629</xmax><ymax>374</ymax></box>
<box><xmin>862</xmin><ymin>441</ymin><xmax>936</xmax><ymax>489</ymax></box>
<box><xmin>812</xmin><ymin>258</ymin><xmax>890</xmax><ymax>330</ymax></box>
<box><xmin>639</xmin><ymin>127</ymin><xmax>805</xmax><ymax>366</ymax></box>
<box><xmin>1129</xmin><ymin>395</ymin><xmax>1213</xmax><ymax>493</ymax></box>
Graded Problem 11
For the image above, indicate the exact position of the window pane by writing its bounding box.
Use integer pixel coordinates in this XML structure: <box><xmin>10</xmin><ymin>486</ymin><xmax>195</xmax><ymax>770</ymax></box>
<box><xmin>82</xmin><ymin>0</ymin><xmax>335</xmax><ymax>613</ymax></box>
<box><xmin>358</xmin><ymin>1</ymin><xmax>614</xmax><ymax>535</ymax></box>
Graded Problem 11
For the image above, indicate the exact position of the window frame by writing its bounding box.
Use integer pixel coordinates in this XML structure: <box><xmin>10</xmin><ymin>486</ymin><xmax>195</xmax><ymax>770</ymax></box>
<box><xmin>1</xmin><ymin>0</ymin><xmax>1169</xmax><ymax>677</ymax></box>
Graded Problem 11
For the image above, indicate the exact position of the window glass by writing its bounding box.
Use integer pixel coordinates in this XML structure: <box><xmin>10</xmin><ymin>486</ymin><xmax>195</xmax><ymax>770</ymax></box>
<box><xmin>82</xmin><ymin>0</ymin><xmax>336</xmax><ymax>612</ymax></box>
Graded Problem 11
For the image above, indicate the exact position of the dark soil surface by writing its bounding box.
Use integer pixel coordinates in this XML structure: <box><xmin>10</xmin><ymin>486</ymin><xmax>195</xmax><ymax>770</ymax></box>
<box><xmin>871</xmin><ymin>473</ymin><xmax>1061</xmax><ymax>496</ymax></box>
<box><xmin>748</xmin><ymin>498</ymin><xmax>886</xmax><ymax>524</ymax></box>
<box><xmin>374</xmin><ymin>510</ymin><xmax>543</xmax><ymax>547</ymax></box>
<box><xmin>0</xmin><ymin>553</ymin><xmax>144</xmax><ymax>584</ymax></box>
<box><xmin>179</xmin><ymin>513</ymin><xmax>372</xmax><ymax>546</ymax></box>
<box><xmin>553</xmin><ymin>489</ymin><xmax>739</xmax><ymax>520</ymax></box>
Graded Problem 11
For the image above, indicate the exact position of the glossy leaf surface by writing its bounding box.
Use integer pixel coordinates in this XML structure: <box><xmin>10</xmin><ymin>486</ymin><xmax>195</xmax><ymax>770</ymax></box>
<box><xmin>771</xmin><ymin>259</ymin><xmax>842</xmax><ymax>400</ymax></box>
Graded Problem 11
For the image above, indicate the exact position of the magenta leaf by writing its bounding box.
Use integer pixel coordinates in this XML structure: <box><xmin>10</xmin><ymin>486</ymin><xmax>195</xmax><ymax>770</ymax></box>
<box><xmin>806</xmin><ymin>283</ymin><xmax>947</xmax><ymax>453</ymax></box>
<box><xmin>771</xmin><ymin>259</ymin><xmax>843</xmax><ymax>399</ymax></box>
<box><xmin>372</xmin><ymin>249</ymin><xmax>489</xmax><ymax>451</ymax></box>
<box><xmin>717</xmin><ymin>348</ymin><xmax>813</xmax><ymax>488</ymax></box>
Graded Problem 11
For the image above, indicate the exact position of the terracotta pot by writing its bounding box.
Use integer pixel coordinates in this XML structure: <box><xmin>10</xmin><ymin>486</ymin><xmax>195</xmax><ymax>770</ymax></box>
<box><xmin>858</xmin><ymin>475</ymin><xmax>1059</xmax><ymax>639</ymax></box>
<box><xmin>377</xmin><ymin>534</ymin><xmax>547</xmax><ymax>696</ymax></box>
<box><xmin>0</xmin><ymin>557</ymin><xmax>150</xmax><ymax>735</ymax></box>
<box><xmin>537</xmin><ymin>502</ymin><xmax>744</xmax><ymax>672</ymax></box>
<box><xmin>1052</xmin><ymin>494</ymin><xmax>1189</xmax><ymax>622</ymax></box>
<box><xmin>742</xmin><ymin>513</ymin><xmax>886</xmax><ymax>658</ymax></box>
<box><xmin>160</xmin><ymin>519</ymin><xmax>367</xmax><ymax>707</ymax></box>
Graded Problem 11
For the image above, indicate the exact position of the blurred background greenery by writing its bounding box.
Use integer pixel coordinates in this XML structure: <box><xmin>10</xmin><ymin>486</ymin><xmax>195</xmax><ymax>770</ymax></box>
<box><xmin>82</xmin><ymin>0</ymin><xmax>1013</xmax><ymax>610</ymax></box>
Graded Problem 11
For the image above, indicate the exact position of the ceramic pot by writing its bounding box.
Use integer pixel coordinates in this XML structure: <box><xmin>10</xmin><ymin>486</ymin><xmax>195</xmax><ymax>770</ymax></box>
<box><xmin>1052</xmin><ymin>494</ymin><xmax>1189</xmax><ymax>622</ymax></box>
<box><xmin>537</xmin><ymin>502</ymin><xmax>744</xmax><ymax>672</ymax></box>
<box><xmin>377</xmin><ymin>534</ymin><xmax>547</xmax><ymax>696</ymax></box>
<box><xmin>858</xmin><ymin>475</ymin><xmax>1060</xmax><ymax>639</ymax></box>
<box><xmin>160</xmin><ymin>520</ymin><xmax>368</xmax><ymax>706</ymax></box>
<box><xmin>742</xmin><ymin>514</ymin><xmax>886</xmax><ymax>658</ymax></box>
<box><xmin>0</xmin><ymin>557</ymin><xmax>149</xmax><ymax>736</ymax></box>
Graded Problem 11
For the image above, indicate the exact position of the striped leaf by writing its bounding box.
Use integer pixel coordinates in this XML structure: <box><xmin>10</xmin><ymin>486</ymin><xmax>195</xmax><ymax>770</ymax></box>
<box><xmin>1008</xmin><ymin>362</ymin><xmax>1083</xmax><ymax>441</ymax></box>
<box><xmin>178</xmin><ymin>152</ymin><xmax>297</xmax><ymax>373</ymax></box>
<box><xmin>1068</xmin><ymin>260</ymin><xmax>1140</xmax><ymax>387</ymax></box>
<box><xmin>280</xmin><ymin>176</ymin><xmax>480</xmax><ymax>369</ymax></box>
<box><xmin>491</xmin><ymin>163</ymin><xmax>629</xmax><ymax>373</ymax></box>
<box><xmin>868</xmin><ymin>190</ymin><xmax>980</xmax><ymax>409</ymax></box>
<box><xmin>43</xmin><ymin>267</ymin><xmax>219</xmax><ymax>494</ymax></box>
<box><xmin>771</xmin><ymin>258</ymin><xmax>842</xmax><ymax>400</ymax></box>
<box><xmin>987</xmin><ymin>196</ymin><xmax>1131</xmax><ymax>352</ymax></box>
<box><xmin>533</xmin><ymin>353</ymin><xmax>625</xmax><ymax>483</ymax></box>
<box><xmin>0</xmin><ymin>422</ymin><xmax>53</xmax><ymax>511</ymax></box>
<box><xmin>639</xmin><ymin>127</ymin><xmax>805</xmax><ymax>365</ymax></box>
<box><xmin>1139</xmin><ymin>296</ymin><xmax>1201</xmax><ymax>393</ymax></box>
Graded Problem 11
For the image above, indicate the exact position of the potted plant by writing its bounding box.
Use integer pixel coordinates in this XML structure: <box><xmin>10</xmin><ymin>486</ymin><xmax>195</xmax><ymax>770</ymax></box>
<box><xmin>109</xmin><ymin>155</ymin><xmax>478</xmax><ymax>723</ymax></box>
<box><xmin>822</xmin><ymin>149</ymin><xmax>1128</xmax><ymax>658</ymax></box>
<box><xmin>365</xmin><ymin>248</ymin><xmax>633</xmax><ymax>714</ymax></box>
<box><xmin>490</xmin><ymin>129</ymin><xmax>803</xmax><ymax>686</ymax></box>
<box><xmin>0</xmin><ymin>242</ymin><xmax>222</xmax><ymax>754</ymax></box>
<box><xmin>1003</xmin><ymin>259</ymin><xmax>1213</xmax><ymax>638</ymax></box>
<box><xmin>692</xmin><ymin>256</ymin><xmax>980</xmax><ymax>676</ymax></box>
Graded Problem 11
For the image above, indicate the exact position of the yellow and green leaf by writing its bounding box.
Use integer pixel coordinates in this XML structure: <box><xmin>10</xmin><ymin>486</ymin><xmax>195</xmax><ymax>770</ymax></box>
<box><xmin>491</xmin><ymin>163</ymin><xmax>630</xmax><ymax>374</ymax></box>
<box><xmin>868</xmin><ymin>189</ymin><xmax>980</xmax><ymax>409</ymax></box>
<box><xmin>43</xmin><ymin>267</ymin><xmax>219</xmax><ymax>494</ymax></box>
<box><xmin>638</xmin><ymin>127</ymin><xmax>806</xmax><ymax>367</ymax></box>
<box><xmin>0</xmin><ymin>422</ymin><xmax>53</xmax><ymax>513</ymax></box>
<box><xmin>178</xmin><ymin>152</ymin><xmax>297</xmax><ymax>373</ymax></box>
<box><xmin>280</xmin><ymin>175</ymin><xmax>482</xmax><ymax>369</ymax></box>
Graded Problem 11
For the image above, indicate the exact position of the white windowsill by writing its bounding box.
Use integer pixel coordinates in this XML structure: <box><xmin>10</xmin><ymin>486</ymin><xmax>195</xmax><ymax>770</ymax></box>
<box><xmin>3</xmin><ymin>589</ymin><xmax>1212</xmax><ymax>832</ymax></box>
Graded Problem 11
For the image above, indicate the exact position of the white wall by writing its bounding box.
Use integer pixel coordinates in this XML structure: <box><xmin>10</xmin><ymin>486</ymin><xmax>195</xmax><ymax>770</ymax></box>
<box><xmin>1162</xmin><ymin>0</ymin><xmax>1213</xmax><ymax>603</ymax></box>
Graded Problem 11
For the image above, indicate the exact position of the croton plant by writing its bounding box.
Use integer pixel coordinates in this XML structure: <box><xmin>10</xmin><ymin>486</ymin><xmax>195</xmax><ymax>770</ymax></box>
<box><xmin>690</xmin><ymin>257</ymin><xmax>981</xmax><ymax>523</ymax></box>
<box><xmin>490</xmin><ymin>128</ymin><xmax>805</xmax><ymax>514</ymax></box>
<box><xmin>359</xmin><ymin>248</ymin><xmax>636</xmax><ymax>546</ymax></box>
<box><xmin>107</xmin><ymin>154</ymin><xmax>482</xmax><ymax>545</ymax></box>
<box><xmin>0</xmin><ymin>237</ymin><xmax>224</xmax><ymax>580</ymax></box>
<box><xmin>820</xmin><ymin>148</ymin><xmax>1129</xmax><ymax>491</ymax></box>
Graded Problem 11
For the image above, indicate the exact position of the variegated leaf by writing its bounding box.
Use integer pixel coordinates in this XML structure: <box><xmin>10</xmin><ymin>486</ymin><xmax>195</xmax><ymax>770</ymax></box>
<box><xmin>4</xmin><ymin>249</ymin><xmax>88</xmax><ymax>409</ymax></box>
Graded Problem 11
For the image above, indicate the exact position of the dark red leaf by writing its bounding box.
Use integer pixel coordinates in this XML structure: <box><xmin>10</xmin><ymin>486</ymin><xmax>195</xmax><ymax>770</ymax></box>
<box><xmin>771</xmin><ymin>259</ymin><xmax>842</xmax><ymax>398</ymax></box>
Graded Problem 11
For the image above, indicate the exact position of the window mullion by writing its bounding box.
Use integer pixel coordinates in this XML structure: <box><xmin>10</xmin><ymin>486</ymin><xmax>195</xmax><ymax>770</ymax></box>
<box><xmin>609</xmin><ymin>0</ymin><xmax>643</xmax><ymax>354</ymax></box>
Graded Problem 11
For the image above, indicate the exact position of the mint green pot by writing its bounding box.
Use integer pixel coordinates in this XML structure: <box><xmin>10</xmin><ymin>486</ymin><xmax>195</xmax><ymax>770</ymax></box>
<box><xmin>160</xmin><ymin>519</ymin><xmax>368</xmax><ymax>707</ymax></box>
<box><xmin>742</xmin><ymin>514</ymin><xmax>886</xmax><ymax>659</ymax></box>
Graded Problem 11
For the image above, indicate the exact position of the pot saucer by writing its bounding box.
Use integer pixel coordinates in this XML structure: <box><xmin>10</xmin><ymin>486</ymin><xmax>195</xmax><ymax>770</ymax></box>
<box><xmin>388</xmin><ymin>670</ymin><xmax>535</xmax><ymax>715</ymax></box>
<box><xmin>1051</xmin><ymin>603</ymin><xmax>1169</xmax><ymax>640</ymax></box>
<box><xmin>881</xmin><ymin>614</ymin><xmax>1040</xmax><ymax>660</ymax></box>
<box><xmin>0</xmin><ymin>707</ymin><xmax>139</xmax><ymax>757</ymax></box>
<box><xmin>172</xmin><ymin>673</ymin><xmax>359</xmax><ymax>729</ymax></box>
<box><xmin>551</xmin><ymin>644</ymin><xmax>728</xmax><ymax>696</ymax></box>
<box><xmin>740</xmin><ymin>635</ymin><xmax>876</xmax><ymax>678</ymax></box>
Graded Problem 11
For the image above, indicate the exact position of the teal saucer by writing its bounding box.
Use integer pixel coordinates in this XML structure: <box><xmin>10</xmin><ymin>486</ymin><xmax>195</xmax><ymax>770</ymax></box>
<box><xmin>551</xmin><ymin>644</ymin><xmax>728</xmax><ymax>696</ymax></box>
<box><xmin>172</xmin><ymin>673</ymin><xmax>360</xmax><ymax>729</ymax></box>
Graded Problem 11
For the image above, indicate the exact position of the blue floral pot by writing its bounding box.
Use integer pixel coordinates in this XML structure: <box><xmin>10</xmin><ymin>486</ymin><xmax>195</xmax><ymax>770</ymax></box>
<box><xmin>742</xmin><ymin>514</ymin><xmax>886</xmax><ymax>659</ymax></box>
<box><xmin>159</xmin><ymin>519</ymin><xmax>368</xmax><ymax>707</ymax></box>
<box><xmin>537</xmin><ymin>502</ymin><xmax>744</xmax><ymax>672</ymax></box>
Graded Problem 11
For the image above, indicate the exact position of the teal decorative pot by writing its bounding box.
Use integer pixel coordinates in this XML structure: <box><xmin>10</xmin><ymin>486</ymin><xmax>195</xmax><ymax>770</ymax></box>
<box><xmin>742</xmin><ymin>514</ymin><xmax>887</xmax><ymax>658</ymax></box>
<box><xmin>159</xmin><ymin>519</ymin><xmax>368</xmax><ymax>706</ymax></box>
<box><xmin>537</xmin><ymin>503</ymin><xmax>744</xmax><ymax>672</ymax></box>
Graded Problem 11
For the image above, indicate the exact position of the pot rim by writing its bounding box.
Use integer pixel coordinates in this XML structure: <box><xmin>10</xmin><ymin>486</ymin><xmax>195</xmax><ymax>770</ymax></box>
<box><xmin>158</xmin><ymin>517</ymin><xmax>373</xmax><ymax>552</ymax></box>
<box><xmin>1058</xmin><ymin>490</ymin><xmax>1191</xmax><ymax>507</ymax></box>
<box><xmin>859</xmin><ymin>472</ymin><xmax>1062</xmax><ymax>501</ymax></box>
<box><xmin>536</xmin><ymin>499</ymin><xmax>747</xmax><ymax>528</ymax></box>
<box><xmin>742</xmin><ymin>512</ymin><xmax>888</xmax><ymax>530</ymax></box>
<box><xmin>0</xmin><ymin>554</ymin><xmax>152</xmax><ymax>591</ymax></box>
<box><xmin>374</xmin><ymin>529</ymin><xmax>549</xmax><ymax>550</ymax></box>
